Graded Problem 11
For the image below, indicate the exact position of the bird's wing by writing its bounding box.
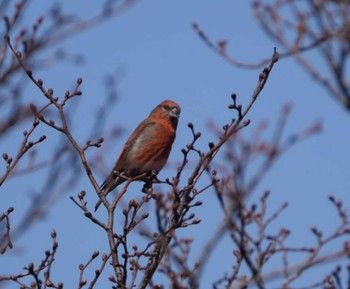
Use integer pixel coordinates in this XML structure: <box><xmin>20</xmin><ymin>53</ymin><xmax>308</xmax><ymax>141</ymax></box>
<box><xmin>116</xmin><ymin>120</ymin><xmax>159</xmax><ymax>166</ymax></box>
<box><xmin>100</xmin><ymin>121</ymin><xmax>158</xmax><ymax>186</ymax></box>
<box><xmin>95</xmin><ymin>121</ymin><xmax>159</xmax><ymax>212</ymax></box>
<box><xmin>118</xmin><ymin>119</ymin><xmax>175</xmax><ymax>173</ymax></box>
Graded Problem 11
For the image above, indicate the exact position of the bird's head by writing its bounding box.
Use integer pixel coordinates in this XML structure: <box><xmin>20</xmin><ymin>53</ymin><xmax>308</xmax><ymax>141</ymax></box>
<box><xmin>151</xmin><ymin>100</ymin><xmax>181</xmax><ymax>128</ymax></box>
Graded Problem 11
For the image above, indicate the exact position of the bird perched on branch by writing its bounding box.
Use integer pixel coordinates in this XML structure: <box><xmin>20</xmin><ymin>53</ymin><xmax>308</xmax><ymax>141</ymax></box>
<box><xmin>94</xmin><ymin>100</ymin><xmax>181</xmax><ymax>211</ymax></box>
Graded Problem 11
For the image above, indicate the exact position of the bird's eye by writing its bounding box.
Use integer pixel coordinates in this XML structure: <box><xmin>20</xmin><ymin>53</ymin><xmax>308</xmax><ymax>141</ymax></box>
<box><xmin>163</xmin><ymin>105</ymin><xmax>171</xmax><ymax>110</ymax></box>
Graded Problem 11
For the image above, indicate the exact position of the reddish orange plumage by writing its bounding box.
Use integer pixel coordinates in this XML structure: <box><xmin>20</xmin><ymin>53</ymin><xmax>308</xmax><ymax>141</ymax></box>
<box><xmin>94</xmin><ymin>100</ymin><xmax>181</xmax><ymax>211</ymax></box>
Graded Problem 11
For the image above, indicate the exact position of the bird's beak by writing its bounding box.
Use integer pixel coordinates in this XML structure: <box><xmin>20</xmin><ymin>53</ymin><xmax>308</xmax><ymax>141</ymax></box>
<box><xmin>169</xmin><ymin>107</ymin><xmax>180</xmax><ymax>119</ymax></box>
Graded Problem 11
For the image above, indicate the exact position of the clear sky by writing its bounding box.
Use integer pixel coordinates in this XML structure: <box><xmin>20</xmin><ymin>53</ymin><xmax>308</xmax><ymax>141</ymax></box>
<box><xmin>1</xmin><ymin>1</ymin><xmax>350</xmax><ymax>288</ymax></box>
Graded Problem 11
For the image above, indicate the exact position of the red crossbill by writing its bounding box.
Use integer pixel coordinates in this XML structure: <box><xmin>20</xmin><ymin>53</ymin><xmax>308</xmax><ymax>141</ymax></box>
<box><xmin>94</xmin><ymin>100</ymin><xmax>181</xmax><ymax>211</ymax></box>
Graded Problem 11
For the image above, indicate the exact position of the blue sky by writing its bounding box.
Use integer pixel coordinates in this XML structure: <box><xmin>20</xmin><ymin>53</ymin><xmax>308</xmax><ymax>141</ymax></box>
<box><xmin>1</xmin><ymin>1</ymin><xmax>350</xmax><ymax>288</ymax></box>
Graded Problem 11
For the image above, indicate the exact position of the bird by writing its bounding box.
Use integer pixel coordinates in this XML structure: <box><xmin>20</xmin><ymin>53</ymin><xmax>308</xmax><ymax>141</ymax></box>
<box><xmin>94</xmin><ymin>99</ymin><xmax>181</xmax><ymax>211</ymax></box>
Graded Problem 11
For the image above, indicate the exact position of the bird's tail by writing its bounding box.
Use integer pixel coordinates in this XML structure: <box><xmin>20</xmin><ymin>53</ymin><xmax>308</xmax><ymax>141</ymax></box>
<box><xmin>94</xmin><ymin>175</ymin><xmax>123</xmax><ymax>211</ymax></box>
<box><xmin>94</xmin><ymin>179</ymin><xmax>110</xmax><ymax>212</ymax></box>
<box><xmin>94</xmin><ymin>198</ymin><xmax>103</xmax><ymax>212</ymax></box>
